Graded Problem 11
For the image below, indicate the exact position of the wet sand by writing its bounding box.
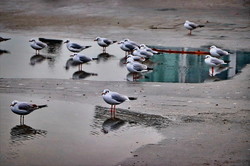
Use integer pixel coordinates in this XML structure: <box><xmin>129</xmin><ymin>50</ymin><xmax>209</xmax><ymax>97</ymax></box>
<box><xmin>0</xmin><ymin>0</ymin><xmax>250</xmax><ymax>165</ymax></box>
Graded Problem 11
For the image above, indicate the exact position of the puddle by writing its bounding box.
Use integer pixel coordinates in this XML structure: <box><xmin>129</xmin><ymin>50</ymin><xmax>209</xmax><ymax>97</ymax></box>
<box><xmin>0</xmin><ymin>33</ymin><xmax>249</xmax><ymax>83</ymax></box>
<box><xmin>0</xmin><ymin>93</ymin><xmax>163</xmax><ymax>166</ymax></box>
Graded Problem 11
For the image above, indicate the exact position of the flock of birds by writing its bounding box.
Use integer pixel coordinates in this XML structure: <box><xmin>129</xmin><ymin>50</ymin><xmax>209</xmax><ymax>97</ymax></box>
<box><xmin>2</xmin><ymin>20</ymin><xmax>231</xmax><ymax>123</ymax></box>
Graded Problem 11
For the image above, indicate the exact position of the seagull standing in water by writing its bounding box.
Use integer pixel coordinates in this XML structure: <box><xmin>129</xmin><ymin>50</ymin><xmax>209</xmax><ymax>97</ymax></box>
<box><xmin>204</xmin><ymin>55</ymin><xmax>228</xmax><ymax>76</ymax></box>
<box><xmin>64</xmin><ymin>40</ymin><xmax>91</xmax><ymax>53</ymax></box>
<box><xmin>29</xmin><ymin>39</ymin><xmax>47</xmax><ymax>54</ymax></box>
<box><xmin>102</xmin><ymin>89</ymin><xmax>137</xmax><ymax>117</ymax></box>
<box><xmin>70</xmin><ymin>53</ymin><xmax>98</xmax><ymax>70</ymax></box>
<box><xmin>10</xmin><ymin>100</ymin><xmax>48</xmax><ymax>124</ymax></box>
<box><xmin>210</xmin><ymin>45</ymin><xmax>230</xmax><ymax>58</ymax></box>
<box><xmin>184</xmin><ymin>20</ymin><xmax>204</xmax><ymax>35</ymax></box>
<box><xmin>94</xmin><ymin>37</ymin><xmax>117</xmax><ymax>52</ymax></box>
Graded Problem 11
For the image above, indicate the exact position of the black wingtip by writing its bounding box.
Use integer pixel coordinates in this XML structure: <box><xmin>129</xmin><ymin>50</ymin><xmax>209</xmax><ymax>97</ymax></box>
<box><xmin>128</xmin><ymin>97</ymin><xmax>137</xmax><ymax>100</ymax></box>
<box><xmin>38</xmin><ymin>105</ymin><xmax>48</xmax><ymax>108</ymax></box>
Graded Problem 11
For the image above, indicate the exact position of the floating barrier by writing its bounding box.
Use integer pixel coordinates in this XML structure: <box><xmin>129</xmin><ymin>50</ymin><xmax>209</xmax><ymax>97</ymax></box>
<box><xmin>152</xmin><ymin>48</ymin><xmax>209</xmax><ymax>55</ymax></box>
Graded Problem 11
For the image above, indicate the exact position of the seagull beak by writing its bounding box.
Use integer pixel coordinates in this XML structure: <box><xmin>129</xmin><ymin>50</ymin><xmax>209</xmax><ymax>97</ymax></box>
<box><xmin>94</xmin><ymin>39</ymin><xmax>97</xmax><ymax>41</ymax></box>
<box><xmin>70</xmin><ymin>54</ymin><xmax>74</xmax><ymax>57</ymax></box>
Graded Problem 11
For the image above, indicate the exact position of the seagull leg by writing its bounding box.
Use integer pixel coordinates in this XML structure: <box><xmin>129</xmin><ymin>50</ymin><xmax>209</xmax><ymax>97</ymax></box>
<box><xmin>189</xmin><ymin>30</ymin><xmax>191</xmax><ymax>35</ymax></box>
<box><xmin>212</xmin><ymin>67</ymin><xmax>214</xmax><ymax>76</ymax></box>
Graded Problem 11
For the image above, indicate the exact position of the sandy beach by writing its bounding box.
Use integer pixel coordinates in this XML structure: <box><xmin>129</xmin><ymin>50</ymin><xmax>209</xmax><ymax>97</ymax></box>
<box><xmin>0</xmin><ymin>0</ymin><xmax>249</xmax><ymax>165</ymax></box>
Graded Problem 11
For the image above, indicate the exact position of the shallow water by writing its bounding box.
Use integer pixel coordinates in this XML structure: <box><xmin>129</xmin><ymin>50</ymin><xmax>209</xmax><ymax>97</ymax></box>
<box><xmin>0</xmin><ymin>93</ymin><xmax>163</xmax><ymax>166</ymax></box>
<box><xmin>0</xmin><ymin>33</ymin><xmax>249</xmax><ymax>82</ymax></box>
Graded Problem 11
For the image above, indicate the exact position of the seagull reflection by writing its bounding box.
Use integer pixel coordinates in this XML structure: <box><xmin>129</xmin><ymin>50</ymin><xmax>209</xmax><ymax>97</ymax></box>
<box><xmin>30</xmin><ymin>54</ymin><xmax>54</xmax><ymax>66</ymax></box>
<box><xmin>30</xmin><ymin>54</ymin><xmax>46</xmax><ymax>65</ymax></box>
<box><xmin>126</xmin><ymin>72</ymin><xmax>148</xmax><ymax>81</ymax></box>
<box><xmin>208</xmin><ymin>66</ymin><xmax>231</xmax><ymax>77</ymax></box>
<box><xmin>10</xmin><ymin>124</ymin><xmax>47</xmax><ymax>144</ymax></box>
<box><xmin>102</xmin><ymin>117</ymin><xmax>125</xmax><ymax>134</ymax></box>
<box><xmin>72</xmin><ymin>70</ymin><xmax>97</xmax><ymax>80</ymax></box>
<box><xmin>96</xmin><ymin>52</ymin><xmax>115</xmax><ymax>63</ymax></box>
<box><xmin>0</xmin><ymin>49</ymin><xmax>10</xmax><ymax>55</ymax></box>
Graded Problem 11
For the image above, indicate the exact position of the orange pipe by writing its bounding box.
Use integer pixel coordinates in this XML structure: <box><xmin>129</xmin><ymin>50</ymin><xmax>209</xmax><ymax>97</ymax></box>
<box><xmin>152</xmin><ymin>48</ymin><xmax>209</xmax><ymax>55</ymax></box>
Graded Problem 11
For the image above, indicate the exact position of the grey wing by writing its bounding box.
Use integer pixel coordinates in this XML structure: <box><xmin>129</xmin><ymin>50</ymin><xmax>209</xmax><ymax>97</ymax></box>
<box><xmin>71</xmin><ymin>43</ymin><xmax>82</xmax><ymax>49</ymax></box>
<box><xmin>18</xmin><ymin>103</ymin><xmax>35</xmax><ymax>111</ymax></box>
<box><xmin>36</xmin><ymin>41</ymin><xmax>47</xmax><ymax>47</ymax></box>
<box><xmin>103</xmin><ymin>39</ymin><xmax>112</xmax><ymax>45</ymax></box>
<box><xmin>111</xmin><ymin>93</ymin><xmax>127</xmax><ymax>103</ymax></box>
<box><xmin>216</xmin><ymin>49</ymin><xmax>226</xmax><ymax>56</ymax></box>
<box><xmin>211</xmin><ymin>58</ymin><xmax>223</xmax><ymax>65</ymax></box>
<box><xmin>79</xmin><ymin>56</ymin><xmax>91</xmax><ymax>62</ymax></box>
<box><xmin>189</xmin><ymin>22</ymin><xmax>197</xmax><ymax>28</ymax></box>
<box><xmin>125</xmin><ymin>44</ymin><xmax>136</xmax><ymax>50</ymax></box>
<box><xmin>133</xmin><ymin>63</ymin><xmax>144</xmax><ymax>71</ymax></box>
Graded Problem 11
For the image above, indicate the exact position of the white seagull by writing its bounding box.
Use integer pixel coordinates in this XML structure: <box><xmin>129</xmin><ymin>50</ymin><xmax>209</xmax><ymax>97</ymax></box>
<box><xmin>210</xmin><ymin>45</ymin><xmax>230</xmax><ymax>57</ymax></box>
<box><xmin>94</xmin><ymin>37</ymin><xmax>117</xmax><ymax>52</ymax></box>
<box><xmin>102</xmin><ymin>89</ymin><xmax>137</xmax><ymax>117</ymax></box>
<box><xmin>184</xmin><ymin>20</ymin><xmax>204</xmax><ymax>35</ymax></box>
<box><xmin>70</xmin><ymin>53</ymin><xmax>98</xmax><ymax>70</ymax></box>
<box><xmin>118</xmin><ymin>41</ymin><xmax>138</xmax><ymax>56</ymax></box>
<box><xmin>204</xmin><ymin>55</ymin><xmax>228</xmax><ymax>76</ymax></box>
<box><xmin>29</xmin><ymin>39</ymin><xmax>47</xmax><ymax>54</ymax></box>
<box><xmin>10</xmin><ymin>100</ymin><xmax>48</xmax><ymax>124</ymax></box>
<box><xmin>140</xmin><ymin>44</ymin><xmax>158</xmax><ymax>54</ymax></box>
<box><xmin>64</xmin><ymin>40</ymin><xmax>91</xmax><ymax>53</ymax></box>
<box><xmin>126</xmin><ymin>57</ymin><xmax>153</xmax><ymax>74</ymax></box>
<box><xmin>132</xmin><ymin>47</ymin><xmax>154</xmax><ymax>59</ymax></box>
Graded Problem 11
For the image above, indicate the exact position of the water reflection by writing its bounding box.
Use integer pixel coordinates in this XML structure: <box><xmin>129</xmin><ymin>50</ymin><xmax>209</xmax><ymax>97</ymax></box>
<box><xmin>10</xmin><ymin>124</ymin><xmax>47</xmax><ymax>145</ymax></box>
<box><xmin>72</xmin><ymin>70</ymin><xmax>97</xmax><ymax>80</ymax></box>
<box><xmin>140</xmin><ymin>47</ymin><xmax>250</xmax><ymax>83</ymax></box>
<box><xmin>1</xmin><ymin>33</ymin><xmax>249</xmax><ymax>82</ymax></box>
<box><xmin>39</xmin><ymin>38</ymin><xmax>63</xmax><ymax>54</ymax></box>
<box><xmin>91</xmin><ymin>106</ymin><xmax>171</xmax><ymax>135</ymax></box>
<box><xmin>0</xmin><ymin>49</ymin><xmax>10</xmax><ymax>55</ymax></box>
<box><xmin>102</xmin><ymin>118</ymin><xmax>126</xmax><ymax>134</ymax></box>
<box><xmin>96</xmin><ymin>52</ymin><xmax>115</xmax><ymax>63</ymax></box>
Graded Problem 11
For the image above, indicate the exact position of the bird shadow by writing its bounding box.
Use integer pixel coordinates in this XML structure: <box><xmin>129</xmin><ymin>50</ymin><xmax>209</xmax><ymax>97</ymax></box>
<box><xmin>0</xmin><ymin>49</ymin><xmax>10</xmax><ymax>56</ymax></box>
<box><xmin>10</xmin><ymin>124</ymin><xmax>47</xmax><ymax>145</ymax></box>
<box><xmin>30</xmin><ymin>54</ymin><xmax>54</xmax><ymax>66</ymax></box>
<box><xmin>95</xmin><ymin>52</ymin><xmax>115</xmax><ymax>63</ymax></box>
<box><xmin>72</xmin><ymin>70</ymin><xmax>98</xmax><ymax>80</ymax></box>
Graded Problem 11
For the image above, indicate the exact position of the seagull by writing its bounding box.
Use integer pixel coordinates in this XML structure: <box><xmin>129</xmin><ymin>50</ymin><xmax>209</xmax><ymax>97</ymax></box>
<box><xmin>102</xmin><ymin>89</ymin><xmax>137</xmax><ymax>117</ymax></box>
<box><xmin>10</xmin><ymin>100</ymin><xmax>48</xmax><ymax>124</ymax></box>
<box><xmin>204</xmin><ymin>55</ymin><xmax>228</xmax><ymax>76</ymax></box>
<box><xmin>127</xmin><ymin>54</ymin><xmax>145</xmax><ymax>62</ymax></box>
<box><xmin>70</xmin><ymin>53</ymin><xmax>98</xmax><ymax>70</ymax></box>
<box><xmin>132</xmin><ymin>47</ymin><xmax>154</xmax><ymax>59</ymax></box>
<box><xmin>184</xmin><ymin>20</ymin><xmax>204</xmax><ymax>35</ymax></box>
<box><xmin>210</xmin><ymin>45</ymin><xmax>230</xmax><ymax>58</ymax></box>
<box><xmin>123</xmin><ymin>39</ymin><xmax>140</xmax><ymax>48</ymax></box>
<box><xmin>0</xmin><ymin>36</ymin><xmax>11</xmax><ymax>42</ymax></box>
<box><xmin>94</xmin><ymin>37</ymin><xmax>117</xmax><ymax>52</ymax></box>
<box><xmin>29</xmin><ymin>39</ymin><xmax>47</xmax><ymax>54</ymax></box>
<box><xmin>64</xmin><ymin>40</ymin><xmax>91</xmax><ymax>53</ymax></box>
<box><xmin>139</xmin><ymin>44</ymin><xmax>158</xmax><ymax>54</ymax></box>
<box><xmin>126</xmin><ymin>57</ymin><xmax>153</xmax><ymax>74</ymax></box>
<box><xmin>118</xmin><ymin>41</ymin><xmax>137</xmax><ymax>56</ymax></box>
